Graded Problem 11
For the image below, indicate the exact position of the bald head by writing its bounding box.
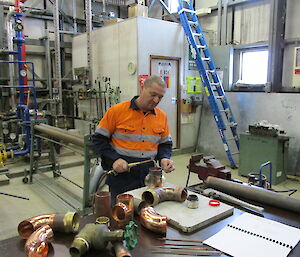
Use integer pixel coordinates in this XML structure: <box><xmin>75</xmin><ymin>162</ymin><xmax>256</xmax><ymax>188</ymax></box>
<box><xmin>143</xmin><ymin>75</ymin><xmax>166</xmax><ymax>89</ymax></box>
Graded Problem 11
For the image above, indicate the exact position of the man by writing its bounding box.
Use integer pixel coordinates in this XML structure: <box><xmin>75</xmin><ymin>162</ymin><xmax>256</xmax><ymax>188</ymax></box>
<box><xmin>92</xmin><ymin>75</ymin><xmax>175</xmax><ymax>203</ymax></box>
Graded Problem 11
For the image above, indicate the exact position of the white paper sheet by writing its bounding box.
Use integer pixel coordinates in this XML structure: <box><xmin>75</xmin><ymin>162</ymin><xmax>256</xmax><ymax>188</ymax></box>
<box><xmin>204</xmin><ymin>213</ymin><xmax>300</xmax><ymax>257</ymax></box>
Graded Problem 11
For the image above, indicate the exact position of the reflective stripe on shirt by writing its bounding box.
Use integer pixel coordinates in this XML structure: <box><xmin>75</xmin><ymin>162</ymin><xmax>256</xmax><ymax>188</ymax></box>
<box><xmin>112</xmin><ymin>145</ymin><xmax>157</xmax><ymax>159</ymax></box>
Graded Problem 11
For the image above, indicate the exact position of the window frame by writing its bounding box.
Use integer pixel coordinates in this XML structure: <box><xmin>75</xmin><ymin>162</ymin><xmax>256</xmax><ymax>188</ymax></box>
<box><xmin>232</xmin><ymin>44</ymin><xmax>269</xmax><ymax>92</ymax></box>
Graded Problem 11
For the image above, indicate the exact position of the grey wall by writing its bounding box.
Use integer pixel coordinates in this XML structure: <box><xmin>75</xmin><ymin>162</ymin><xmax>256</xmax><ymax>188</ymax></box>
<box><xmin>195</xmin><ymin>0</ymin><xmax>300</xmax><ymax>175</ymax></box>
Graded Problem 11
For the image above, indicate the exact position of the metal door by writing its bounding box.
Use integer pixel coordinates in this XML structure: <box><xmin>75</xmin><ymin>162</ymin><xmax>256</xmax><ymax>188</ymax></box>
<box><xmin>150</xmin><ymin>56</ymin><xmax>180</xmax><ymax>149</ymax></box>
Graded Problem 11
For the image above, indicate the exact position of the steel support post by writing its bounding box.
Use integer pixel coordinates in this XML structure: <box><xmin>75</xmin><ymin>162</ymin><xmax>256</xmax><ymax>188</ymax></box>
<box><xmin>29</xmin><ymin>123</ymin><xmax>35</xmax><ymax>183</ymax></box>
<box><xmin>85</xmin><ymin>0</ymin><xmax>93</xmax><ymax>88</ymax></box>
<box><xmin>268</xmin><ymin>0</ymin><xmax>286</xmax><ymax>92</ymax></box>
<box><xmin>53</xmin><ymin>0</ymin><xmax>63</xmax><ymax>114</ymax></box>
<box><xmin>83</xmin><ymin>135</ymin><xmax>91</xmax><ymax>213</ymax></box>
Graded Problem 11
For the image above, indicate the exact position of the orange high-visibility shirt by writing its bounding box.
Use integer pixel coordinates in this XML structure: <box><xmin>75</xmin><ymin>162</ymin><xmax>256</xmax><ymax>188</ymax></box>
<box><xmin>95</xmin><ymin>99</ymin><xmax>171</xmax><ymax>160</ymax></box>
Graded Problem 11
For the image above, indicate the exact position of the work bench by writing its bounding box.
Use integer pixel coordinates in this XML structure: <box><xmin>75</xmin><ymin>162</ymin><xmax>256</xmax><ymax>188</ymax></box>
<box><xmin>0</xmin><ymin>203</ymin><xmax>299</xmax><ymax>257</ymax></box>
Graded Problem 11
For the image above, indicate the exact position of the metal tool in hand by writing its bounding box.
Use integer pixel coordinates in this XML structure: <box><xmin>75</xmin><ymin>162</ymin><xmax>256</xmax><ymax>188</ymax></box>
<box><xmin>107</xmin><ymin>159</ymin><xmax>154</xmax><ymax>176</ymax></box>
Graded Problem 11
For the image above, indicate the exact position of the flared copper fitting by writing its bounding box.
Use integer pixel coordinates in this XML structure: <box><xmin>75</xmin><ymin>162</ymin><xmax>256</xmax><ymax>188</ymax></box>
<box><xmin>140</xmin><ymin>206</ymin><xmax>167</xmax><ymax>234</ymax></box>
<box><xmin>113</xmin><ymin>241</ymin><xmax>132</xmax><ymax>257</ymax></box>
<box><xmin>18</xmin><ymin>212</ymin><xmax>79</xmax><ymax>239</ymax></box>
<box><xmin>24</xmin><ymin>225</ymin><xmax>54</xmax><ymax>257</ymax></box>
<box><xmin>112</xmin><ymin>194</ymin><xmax>134</xmax><ymax>228</ymax></box>
<box><xmin>142</xmin><ymin>187</ymin><xmax>188</xmax><ymax>206</ymax></box>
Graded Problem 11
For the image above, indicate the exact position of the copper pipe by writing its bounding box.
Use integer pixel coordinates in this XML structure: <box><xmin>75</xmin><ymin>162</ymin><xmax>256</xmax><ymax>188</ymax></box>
<box><xmin>113</xmin><ymin>242</ymin><xmax>132</xmax><ymax>257</ymax></box>
<box><xmin>94</xmin><ymin>191</ymin><xmax>111</xmax><ymax>219</ymax></box>
<box><xmin>140</xmin><ymin>206</ymin><xmax>167</xmax><ymax>234</ymax></box>
<box><xmin>18</xmin><ymin>212</ymin><xmax>79</xmax><ymax>239</ymax></box>
<box><xmin>142</xmin><ymin>187</ymin><xmax>188</xmax><ymax>206</ymax></box>
<box><xmin>34</xmin><ymin>124</ymin><xmax>84</xmax><ymax>146</ymax></box>
<box><xmin>24</xmin><ymin>225</ymin><xmax>54</xmax><ymax>257</ymax></box>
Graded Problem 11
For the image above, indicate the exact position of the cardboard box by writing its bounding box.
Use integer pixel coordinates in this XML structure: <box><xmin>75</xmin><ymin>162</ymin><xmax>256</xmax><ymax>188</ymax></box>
<box><xmin>128</xmin><ymin>4</ymin><xmax>148</xmax><ymax>18</ymax></box>
<box><xmin>104</xmin><ymin>18</ymin><xmax>124</xmax><ymax>25</ymax></box>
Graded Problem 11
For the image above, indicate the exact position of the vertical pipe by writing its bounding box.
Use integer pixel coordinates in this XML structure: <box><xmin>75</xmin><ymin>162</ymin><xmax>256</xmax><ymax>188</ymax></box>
<box><xmin>221</xmin><ymin>0</ymin><xmax>228</xmax><ymax>45</ymax></box>
<box><xmin>53</xmin><ymin>0</ymin><xmax>63</xmax><ymax>114</ymax></box>
<box><xmin>217</xmin><ymin>0</ymin><xmax>222</xmax><ymax>46</ymax></box>
<box><xmin>85</xmin><ymin>0</ymin><xmax>93</xmax><ymax>88</ymax></box>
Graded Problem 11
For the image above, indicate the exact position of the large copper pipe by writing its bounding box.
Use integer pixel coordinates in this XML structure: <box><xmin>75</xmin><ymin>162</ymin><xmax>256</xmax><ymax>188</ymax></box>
<box><xmin>24</xmin><ymin>225</ymin><xmax>54</xmax><ymax>257</ymax></box>
<box><xmin>205</xmin><ymin>176</ymin><xmax>300</xmax><ymax>213</ymax></box>
<box><xmin>113</xmin><ymin>242</ymin><xmax>132</xmax><ymax>257</ymax></box>
<box><xmin>18</xmin><ymin>212</ymin><xmax>79</xmax><ymax>239</ymax></box>
<box><xmin>142</xmin><ymin>187</ymin><xmax>188</xmax><ymax>206</ymax></box>
<box><xmin>140</xmin><ymin>206</ymin><xmax>167</xmax><ymax>234</ymax></box>
<box><xmin>34</xmin><ymin>124</ymin><xmax>84</xmax><ymax>146</ymax></box>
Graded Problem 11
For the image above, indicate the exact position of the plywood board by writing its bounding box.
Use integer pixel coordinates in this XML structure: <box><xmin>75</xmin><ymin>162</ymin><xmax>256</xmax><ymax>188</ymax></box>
<box><xmin>127</xmin><ymin>186</ymin><xmax>234</xmax><ymax>233</ymax></box>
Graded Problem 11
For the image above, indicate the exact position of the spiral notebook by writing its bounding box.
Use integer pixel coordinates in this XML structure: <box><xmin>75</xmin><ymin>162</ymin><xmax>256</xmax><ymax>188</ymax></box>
<box><xmin>204</xmin><ymin>213</ymin><xmax>300</xmax><ymax>257</ymax></box>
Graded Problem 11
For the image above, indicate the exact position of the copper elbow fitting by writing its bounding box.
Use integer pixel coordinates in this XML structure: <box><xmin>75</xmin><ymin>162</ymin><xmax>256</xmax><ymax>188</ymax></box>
<box><xmin>140</xmin><ymin>206</ymin><xmax>167</xmax><ymax>234</ymax></box>
<box><xmin>18</xmin><ymin>212</ymin><xmax>79</xmax><ymax>239</ymax></box>
<box><xmin>142</xmin><ymin>187</ymin><xmax>188</xmax><ymax>206</ymax></box>
<box><xmin>24</xmin><ymin>225</ymin><xmax>54</xmax><ymax>257</ymax></box>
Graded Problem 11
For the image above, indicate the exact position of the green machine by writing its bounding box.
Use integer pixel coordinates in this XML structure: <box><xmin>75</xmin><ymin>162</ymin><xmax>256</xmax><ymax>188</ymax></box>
<box><xmin>239</xmin><ymin>133</ymin><xmax>289</xmax><ymax>185</ymax></box>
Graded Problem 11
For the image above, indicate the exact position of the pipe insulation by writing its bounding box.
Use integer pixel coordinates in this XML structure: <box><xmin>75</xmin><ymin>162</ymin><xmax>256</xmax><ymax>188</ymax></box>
<box><xmin>205</xmin><ymin>176</ymin><xmax>300</xmax><ymax>213</ymax></box>
<box><xmin>0</xmin><ymin>0</ymin><xmax>15</xmax><ymax>5</ymax></box>
<box><xmin>34</xmin><ymin>124</ymin><xmax>84</xmax><ymax>147</ymax></box>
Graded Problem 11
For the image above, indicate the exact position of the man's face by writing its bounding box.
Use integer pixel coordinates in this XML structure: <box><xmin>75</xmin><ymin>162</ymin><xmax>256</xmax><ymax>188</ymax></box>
<box><xmin>140</xmin><ymin>82</ymin><xmax>166</xmax><ymax>111</ymax></box>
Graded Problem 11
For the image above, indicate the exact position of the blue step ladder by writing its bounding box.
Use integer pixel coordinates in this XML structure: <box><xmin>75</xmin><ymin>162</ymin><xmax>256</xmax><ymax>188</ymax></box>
<box><xmin>178</xmin><ymin>0</ymin><xmax>239</xmax><ymax>168</ymax></box>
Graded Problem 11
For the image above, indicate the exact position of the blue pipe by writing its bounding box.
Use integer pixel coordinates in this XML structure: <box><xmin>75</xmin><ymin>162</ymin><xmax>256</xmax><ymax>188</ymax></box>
<box><xmin>258</xmin><ymin>161</ymin><xmax>272</xmax><ymax>188</ymax></box>
<box><xmin>1</xmin><ymin>84</ymin><xmax>37</xmax><ymax>156</ymax></box>
<box><xmin>13</xmin><ymin>12</ymin><xmax>26</xmax><ymax>105</ymax></box>
<box><xmin>14</xmin><ymin>105</ymin><xmax>31</xmax><ymax>157</ymax></box>
<box><xmin>1</xmin><ymin>84</ymin><xmax>38</xmax><ymax>119</ymax></box>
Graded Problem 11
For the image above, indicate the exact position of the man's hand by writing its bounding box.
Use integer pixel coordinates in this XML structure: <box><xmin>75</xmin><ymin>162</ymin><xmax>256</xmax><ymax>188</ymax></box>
<box><xmin>112</xmin><ymin>158</ymin><xmax>128</xmax><ymax>173</ymax></box>
<box><xmin>160</xmin><ymin>158</ymin><xmax>175</xmax><ymax>173</ymax></box>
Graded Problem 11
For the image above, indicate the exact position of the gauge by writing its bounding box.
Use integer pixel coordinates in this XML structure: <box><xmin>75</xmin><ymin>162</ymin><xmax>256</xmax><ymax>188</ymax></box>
<box><xmin>128</xmin><ymin>62</ymin><xmax>136</xmax><ymax>75</ymax></box>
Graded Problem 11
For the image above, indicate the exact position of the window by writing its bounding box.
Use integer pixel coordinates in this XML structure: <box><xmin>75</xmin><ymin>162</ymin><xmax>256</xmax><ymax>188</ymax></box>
<box><xmin>240</xmin><ymin>50</ymin><xmax>269</xmax><ymax>84</ymax></box>
<box><xmin>168</xmin><ymin>0</ymin><xmax>179</xmax><ymax>13</ymax></box>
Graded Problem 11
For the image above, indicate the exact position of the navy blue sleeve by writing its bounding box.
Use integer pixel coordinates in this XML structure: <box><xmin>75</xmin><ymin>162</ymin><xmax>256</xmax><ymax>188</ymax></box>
<box><xmin>157</xmin><ymin>140</ymin><xmax>173</xmax><ymax>162</ymax></box>
<box><xmin>91</xmin><ymin>132</ymin><xmax>121</xmax><ymax>169</ymax></box>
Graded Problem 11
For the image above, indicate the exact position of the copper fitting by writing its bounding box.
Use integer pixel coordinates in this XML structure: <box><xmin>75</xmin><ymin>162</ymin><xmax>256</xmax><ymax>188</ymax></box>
<box><xmin>24</xmin><ymin>225</ymin><xmax>54</xmax><ymax>257</ymax></box>
<box><xmin>112</xmin><ymin>194</ymin><xmax>134</xmax><ymax>228</ymax></box>
<box><xmin>142</xmin><ymin>187</ymin><xmax>188</xmax><ymax>206</ymax></box>
<box><xmin>113</xmin><ymin>242</ymin><xmax>132</xmax><ymax>257</ymax></box>
<box><xmin>18</xmin><ymin>212</ymin><xmax>79</xmax><ymax>239</ymax></box>
<box><xmin>140</xmin><ymin>206</ymin><xmax>167</xmax><ymax>234</ymax></box>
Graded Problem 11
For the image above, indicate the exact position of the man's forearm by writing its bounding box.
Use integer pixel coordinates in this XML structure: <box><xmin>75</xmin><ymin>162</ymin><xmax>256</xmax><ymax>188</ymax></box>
<box><xmin>157</xmin><ymin>141</ymin><xmax>172</xmax><ymax>162</ymax></box>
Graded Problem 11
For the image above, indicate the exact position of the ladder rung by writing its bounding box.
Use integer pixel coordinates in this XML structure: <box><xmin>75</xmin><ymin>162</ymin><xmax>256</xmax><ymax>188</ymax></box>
<box><xmin>231</xmin><ymin>152</ymin><xmax>239</xmax><ymax>155</ymax></box>
<box><xmin>206</xmin><ymin>70</ymin><xmax>215</xmax><ymax>73</ymax></box>
<box><xmin>201</xmin><ymin>57</ymin><xmax>210</xmax><ymax>61</ymax></box>
<box><xmin>196</xmin><ymin>44</ymin><xmax>206</xmax><ymax>49</ymax></box>
<box><xmin>220</xmin><ymin>109</ymin><xmax>229</xmax><ymax>113</ymax></box>
<box><xmin>192</xmin><ymin>32</ymin><xmax>203</xmax><ymax>37</ymax></box>
<box><xmin>178</xmin><ymin>8</ymin><xmax>196</xmax><ymax>14</ymax></box>
<box><xmin>188</xmin><ymin>20</ymin><xmax>198</xmax><ymax>26</ymax></box>
<box><xmin>216</xmin><ymin>96</ymin><xmax>224</xmax><ymax>100</ymax></box>
<box><xmin>210</xmin><ymin>82</ymin><xmax>220</xmax><ymax>86</ymax></box>
<box><xmin>228</xmin><ymin>122</ymin><xmax>238</xmax><ymax>127</ymax></box>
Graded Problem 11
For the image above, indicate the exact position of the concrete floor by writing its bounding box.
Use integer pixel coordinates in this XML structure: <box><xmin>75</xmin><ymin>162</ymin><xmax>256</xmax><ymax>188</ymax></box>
<box><xmin>0</xmin><ymin>152</ymin><xmax>299</xmax><ymax>241</ymax></box>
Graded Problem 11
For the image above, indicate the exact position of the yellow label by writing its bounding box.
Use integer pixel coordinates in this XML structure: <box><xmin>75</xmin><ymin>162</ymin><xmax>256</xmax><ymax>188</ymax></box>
<box><xmin>205</xmin><ymin>87</ymin><xmax>210</xmax><ymax>96</ymax></box>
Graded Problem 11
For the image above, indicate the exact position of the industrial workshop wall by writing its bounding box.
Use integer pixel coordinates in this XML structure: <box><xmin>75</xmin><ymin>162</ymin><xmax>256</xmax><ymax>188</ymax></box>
<box><xmin>195</xmin><ymin>0</ymin><xmax>300</xmax><ymax>176</ymax></box>
<box><xmin>72</xmin><ymin>17</ymin><xmax>200</xmax><ymax>150</ymax></box>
